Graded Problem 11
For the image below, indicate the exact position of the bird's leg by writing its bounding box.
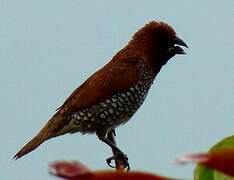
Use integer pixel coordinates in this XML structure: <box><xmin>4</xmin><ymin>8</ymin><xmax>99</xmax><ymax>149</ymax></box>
<box><xmin>96</xmin><ymin>130</ymin><xmax>130</xmax><ymax>170</ymax></box>
<box><xmin>106</xmin><ymin>130</ymin><xmax>128</xmax><ymax>170</ymax></box>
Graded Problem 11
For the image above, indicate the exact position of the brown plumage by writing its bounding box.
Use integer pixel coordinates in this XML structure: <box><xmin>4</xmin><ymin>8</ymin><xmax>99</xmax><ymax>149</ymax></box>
<box><xmin>14</xmin><ymin>21</ymin><xmax>187</xmax><ymax>167</ymax></box>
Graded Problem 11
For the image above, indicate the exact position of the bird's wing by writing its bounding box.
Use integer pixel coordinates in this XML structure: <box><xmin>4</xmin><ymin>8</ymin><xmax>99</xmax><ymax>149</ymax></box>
<box><xmin>58</xmin><ymin>58</ymin><xmax>141</xmax><ymax>117</ymax></box>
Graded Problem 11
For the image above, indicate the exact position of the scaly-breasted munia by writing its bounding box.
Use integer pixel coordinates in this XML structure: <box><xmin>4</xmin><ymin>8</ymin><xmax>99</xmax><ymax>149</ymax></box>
<box><xmin>14</xmin><ymin>21</ymin><xmax>188</xmax><ymax>169</ymax></box>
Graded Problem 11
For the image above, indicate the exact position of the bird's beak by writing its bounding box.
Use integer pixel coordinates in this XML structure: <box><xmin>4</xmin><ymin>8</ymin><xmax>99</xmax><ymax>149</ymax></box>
<box><xmin>172</xmin><ymin>36</ymin><xmax>188</xmax><ymax>55</ymax></box>
<box><xmin>174</xmin><ymin>36</ymin><xmax>188</xmax><ymax>48</ymax></box>
<box><xmin>168</xmin><ymin>46</ymin><xmax>186</xmax><ymax>55</ymax></box>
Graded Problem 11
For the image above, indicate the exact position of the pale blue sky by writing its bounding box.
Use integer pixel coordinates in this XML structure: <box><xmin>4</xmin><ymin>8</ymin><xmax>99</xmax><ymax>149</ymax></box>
<box><xmin>1</xmin><ymin>0</ymin><xmax>234</xmax><ymax>179</ymax></box>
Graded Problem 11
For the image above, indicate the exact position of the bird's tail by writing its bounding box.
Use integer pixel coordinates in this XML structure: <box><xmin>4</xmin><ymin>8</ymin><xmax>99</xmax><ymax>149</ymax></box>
<box><xmin>13</xmin><ymin>112</ymin><xmax>66</xmax><ymax>160</ymax></box>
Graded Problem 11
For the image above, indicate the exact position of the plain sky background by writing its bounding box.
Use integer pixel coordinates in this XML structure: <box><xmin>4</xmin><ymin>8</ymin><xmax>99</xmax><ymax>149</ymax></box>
<box><xmin>1</xmin><ymin>0</ymin><xmax>234</xmax><ymax>179</ymax></box>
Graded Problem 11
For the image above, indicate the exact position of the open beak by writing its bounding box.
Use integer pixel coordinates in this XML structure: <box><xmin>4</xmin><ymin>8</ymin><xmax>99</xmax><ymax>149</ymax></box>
<box><xmin>166</xmin><ymin>36</ymin><xmax>188</xmax><ymax>58</ymax></box>
<box><xmin>171</xmin><ymin>36</ymin><xmax>188</xmax><ymax>55</ymax></box>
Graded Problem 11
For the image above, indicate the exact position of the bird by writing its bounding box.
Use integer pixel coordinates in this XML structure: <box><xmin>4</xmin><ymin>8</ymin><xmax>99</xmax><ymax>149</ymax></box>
<box><xmin>14</xmin><ymin>21</ymin><xmax>188</xmax><ymax>169</ymax></box>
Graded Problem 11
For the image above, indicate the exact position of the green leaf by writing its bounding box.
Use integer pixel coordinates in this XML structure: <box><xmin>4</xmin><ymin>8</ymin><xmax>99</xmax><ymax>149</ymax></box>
<box><xmin>194</xmin><ymin>165</ymin><xmax>213</xmax><ymax>180</ymax></box>
<box><xmin>194</xmin><ymin>135</ymin><xmax>234</xmax><ymax>180</ymax></box>
<box><xmin>213</xmin><ymin>171</ymin><xmax>234</xmax><ymax>180</ymax></box>
<box><xmin>210</xmin><ymin>135</ymin><xmax>234</xmax><ymax>151</ymax></box>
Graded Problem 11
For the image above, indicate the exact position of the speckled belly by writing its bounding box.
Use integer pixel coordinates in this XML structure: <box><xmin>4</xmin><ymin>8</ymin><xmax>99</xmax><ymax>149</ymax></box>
<box><xmin>66</xmin><ymin>78</ymin><xmax>153</xmax><ymax>134</ymax></box>
<box><xmin>64</xmin><ymin>60</ymin><xmax>155</xmax><ymax>134</ymax></box>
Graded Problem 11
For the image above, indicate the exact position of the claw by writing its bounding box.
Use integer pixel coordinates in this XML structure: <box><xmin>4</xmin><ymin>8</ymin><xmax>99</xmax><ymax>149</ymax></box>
<box><xmin>105</xmin><ymin>152</ymin><xmax>130</xmax><ymax>170</ymax></box>
<box><xmin>106</xmin><ymin>157</ymin><xmax>116</xmax><ymax>168</ymax></box>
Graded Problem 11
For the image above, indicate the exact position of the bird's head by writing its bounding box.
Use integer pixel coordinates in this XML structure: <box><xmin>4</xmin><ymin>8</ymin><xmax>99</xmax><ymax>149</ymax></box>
<box><xmin>131</xmin><ymin>21</ymin><xmax>188</xmax><ymax>66</ymax></box>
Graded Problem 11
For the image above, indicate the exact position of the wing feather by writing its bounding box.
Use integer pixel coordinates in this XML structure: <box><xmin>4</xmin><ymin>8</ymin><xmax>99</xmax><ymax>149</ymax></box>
<box><xmin>58</xmin><ymin>59</ymin><xmax>141</xmax><ymax>117</ymax></box>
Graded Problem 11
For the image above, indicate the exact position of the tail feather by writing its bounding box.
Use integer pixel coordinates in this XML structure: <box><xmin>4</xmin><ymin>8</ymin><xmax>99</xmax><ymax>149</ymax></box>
<box><xmin>14</xmin><ymin>112</ymin><xmax>66</xmax><ymax>160</ymax></box>
<box><xmin>13</xmin><ymin>133</ymin><xmax>48</xmax><ymax>160</ymax></box>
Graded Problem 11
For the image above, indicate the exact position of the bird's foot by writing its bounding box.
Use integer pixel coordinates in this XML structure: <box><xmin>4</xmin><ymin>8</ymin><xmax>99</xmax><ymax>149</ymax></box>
<box><xmin>106</xmin><ymin>151</ymin><xmax>130</xmax><ymax>170</ymax></box>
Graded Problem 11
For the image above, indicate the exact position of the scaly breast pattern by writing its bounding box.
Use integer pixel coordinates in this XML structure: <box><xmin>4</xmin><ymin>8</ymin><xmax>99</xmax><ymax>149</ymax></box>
<box><xmin>67</xmin><ymin>60</ymin><xmax>155</xmax><ymax>134</ymax></box>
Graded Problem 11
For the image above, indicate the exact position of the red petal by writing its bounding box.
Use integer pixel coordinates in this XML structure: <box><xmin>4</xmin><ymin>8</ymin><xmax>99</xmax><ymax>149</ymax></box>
<box><xmin>49</xmin><ymin>161</ymin><xmax>172</xmax><ymax>180</ymax></box>
<box><xmin>85</xmin><ymin>171</ymin><xmax>171</xmax><ymax>180</ymax></box>
<box><xmin>68</xmin><ymin>171</ymin><xmax>171</xmax><ymax>180</ymax></box>
<box><xmin>177</xmin><ymin>148</ymin><xmax>234</xmax><ymax>177</ymax></box>
<box><xmin>49</xmin><ymin>161</ymin><xmax>91</xmax><ymax>178</ymax></box>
